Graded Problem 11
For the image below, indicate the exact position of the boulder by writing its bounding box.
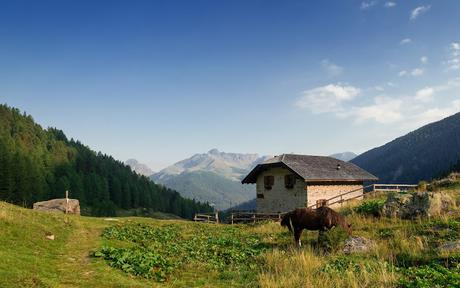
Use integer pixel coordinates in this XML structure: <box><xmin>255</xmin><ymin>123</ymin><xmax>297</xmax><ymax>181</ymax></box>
<box><xmin>33</xmin><ymin>198</ymin><xmax>80</xmax><ymax>215</ymax></box>
<box><xmin>343</xmin><ymin>236</ymin><xmax>374</xmax><ymax>254</ymax></box>
<box><xmin>382</xmin><ymin>191</ymin><xmax>455</xmax><ymax>219</ymax></box>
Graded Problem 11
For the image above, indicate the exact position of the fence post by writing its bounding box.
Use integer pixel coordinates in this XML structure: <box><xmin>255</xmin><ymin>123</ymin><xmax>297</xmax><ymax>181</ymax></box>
<box><xmin>231</xmin><ymin>213</ymin><xmax>234</xmax><ymax>225</ymax></box>
<box><xmin>253</xmin><ymin>213</ymin><xmax>256</xmax><ymax>224</ymax></box>
<box><xmin>215</xmin><ymin>212</ymin><xmax>219</xmax><ymax>224</ymax></box>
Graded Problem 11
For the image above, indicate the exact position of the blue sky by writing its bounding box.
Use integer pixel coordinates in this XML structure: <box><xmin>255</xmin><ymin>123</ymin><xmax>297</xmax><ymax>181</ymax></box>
<box><xmin>1</xmin><ymin>0</ymin><xmax>460</xmax><ymax>170</ymax></box>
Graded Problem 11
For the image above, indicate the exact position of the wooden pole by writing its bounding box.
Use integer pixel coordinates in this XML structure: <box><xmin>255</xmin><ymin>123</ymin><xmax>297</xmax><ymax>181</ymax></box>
<box><xmin>65</xmin><ymin>190</ymin><xmax>69</xmax><ymax>214</ymax></box>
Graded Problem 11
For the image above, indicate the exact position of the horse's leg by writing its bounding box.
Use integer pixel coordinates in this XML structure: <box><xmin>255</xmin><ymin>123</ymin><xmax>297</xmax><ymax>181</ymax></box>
<box><xmin>294</xmin><ymin>228</ymin><xmax>303</xmax><ymax>248</ymax></box>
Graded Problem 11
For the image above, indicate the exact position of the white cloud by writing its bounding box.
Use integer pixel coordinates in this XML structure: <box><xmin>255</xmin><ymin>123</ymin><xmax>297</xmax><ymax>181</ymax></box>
<box><xmin>385</xmin><ymin>2</ymin><xmax>396</xmax><ymax>8</ymax></box>
<box><xmin>347</xmin><ymin>97</ymin><xmax>403</xmax><ymax>124</ymax></box>
<box><xmin>295</xmin><ymin>78</ymin><xmax>460</xmax><ymax>128</ymax></box>
<box><xmin>410</xmin><ymin>100</ymin><xmax>460</xmax><ymax>128</ymax></box>
<box><xmin>415</xmin><ymin>87</ymin><xmax>435</xmax><ymax>102</ymax></box>
<box><xmin>411</xmin><ymin>68</ymin><xmax>424</xmax><ymax>76</ymax></box>
<box><xmin>410</xmin><ymin>5</ymin><xmax>431</xmax><ymax>20</ymax></box>
<box><xmin>398</xmin><ymin>70</ymin><xmax>408</xmax><ymax>77</ymax></box>
<box><xmin>296</xmin><ymin>84</ymin><xmax>360</xmax><ymax>113</ymax></box>
<box><xmin>361</xmin><ymin>1</ymin><xmax>378</xmax><ymax>10</ymax></box>
<box><xmin>420</xmin><ymin>56</ymin><xmax>428</xmax><ymax>64</ymax></box>
<box><xmin>447</xmin><ymin>42</ymin><xmax>460</xmax><ymax>70</ymax></box>
<box><xmin>321</xmin><ymin>59</ymin><xmax>344</xmax><ymax>77</ymax></box>
<box><xmin>400</xmin><ymin>38</ymin><xmax>412</xmax><ymax>45</ymax></box>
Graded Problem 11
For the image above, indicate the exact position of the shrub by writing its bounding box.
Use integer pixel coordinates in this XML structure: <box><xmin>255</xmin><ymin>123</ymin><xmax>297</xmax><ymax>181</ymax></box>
<box><xmin>354</xmin><ymin>199</ymin><xmax>385</xmax><ymax>217</ymax></box>
<box><xmin>317</xmin><ymin>226</ymin><xmax>349</xmax><ymax>253</ymax></box>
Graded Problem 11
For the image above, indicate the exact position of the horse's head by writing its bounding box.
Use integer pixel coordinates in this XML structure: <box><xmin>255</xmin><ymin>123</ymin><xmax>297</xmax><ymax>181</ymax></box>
<box><xmin>280</xmin><ymin>213</ymin><xmax>293</xmax><ymax>233</ymax></box>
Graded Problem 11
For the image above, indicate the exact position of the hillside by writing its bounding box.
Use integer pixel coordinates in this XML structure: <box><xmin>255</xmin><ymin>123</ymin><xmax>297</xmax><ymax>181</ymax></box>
<box><xmin>1</xmin><ymin>177</ymin><xmax>459</xmax><ymax>287</ymax></box>
<box><xmin>0</xmin><ymin>104</ymin><xmax>212</xmax><ymax>218</ymax></box>
<box><xmin>352</xmin><ymin>112</ymin><xmax>460</xmax><ymax>183</ymax></box>
<box><xmin>154</xmin><ymin>170</ymin><xmax>254</xmax><ymax>210</ymax></box>
<box><xmin>151</xmin><ymin>149</ymin><xmax>269</xmax><ymax>210</ymax></box>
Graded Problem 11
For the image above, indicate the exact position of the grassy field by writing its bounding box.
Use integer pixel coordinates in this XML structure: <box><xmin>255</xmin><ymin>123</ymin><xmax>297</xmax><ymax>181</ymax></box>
<box><xmin>1</xmin><ymin>187</ymin><xmax>460</xmax><ymax>287</ymax></box>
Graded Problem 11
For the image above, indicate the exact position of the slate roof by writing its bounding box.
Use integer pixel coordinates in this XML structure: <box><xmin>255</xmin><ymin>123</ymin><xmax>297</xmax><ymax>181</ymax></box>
<box><xmin>241</xmin><ymin>154</ymin><xmax>378</xmax><ymax>184</ymax></box>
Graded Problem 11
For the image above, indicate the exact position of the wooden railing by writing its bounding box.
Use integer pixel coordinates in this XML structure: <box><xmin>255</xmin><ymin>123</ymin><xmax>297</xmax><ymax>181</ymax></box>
<box><xmin>230</xmin><ymin>211</ymin><xmax>283</xmax><ymax>224</ymax></box>
<box><xmin>307</xmin><ymin>183</ymin><xmax>418</xmax><ymax>209</ymax></box>
<box><xmin>197</xmin><ymin>183</ymin><xmax>418</xmax><ymax>225</ymax></box>
<box><xmin>193</xmin><ymin>212</ymin><xmax>219</xmax><ymax>224</ymax></box>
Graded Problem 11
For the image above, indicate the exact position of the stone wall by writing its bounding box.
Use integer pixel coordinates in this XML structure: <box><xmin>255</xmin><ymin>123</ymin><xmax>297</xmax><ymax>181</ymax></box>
<box><xmin>306</xmin><ymin>183</ymin><xmax>363</xmax><ymax>208</ymax></box>
<box><xmin>256</xmin><ymin>167</ymin><xmax>306</xmax><ymax>213</ymax></box>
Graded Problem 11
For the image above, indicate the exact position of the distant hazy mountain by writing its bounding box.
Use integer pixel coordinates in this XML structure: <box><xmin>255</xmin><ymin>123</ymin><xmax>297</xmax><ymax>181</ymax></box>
<box><xmin>226</xmin><ymin>198</ymin><xmax>256</xmax><ymax>212</ymax></box>
<box><xmin>125</xmin><ymin>159</ymin><xmax>154</xmax><ymax>177</ymax></box>
<box><xmin>329</xmin><ymin>152</ymin><xmax>357</xmax><ymax>162</ymax></box>
<box><xmin>151</xmin><ymin>149</ymin><xmax>270</xmax><ymax>210</ymax></box>
<box><xmin>351</xmin><ymin>112</ymin><xmax>460</xmax><ymax>183</ymax></box>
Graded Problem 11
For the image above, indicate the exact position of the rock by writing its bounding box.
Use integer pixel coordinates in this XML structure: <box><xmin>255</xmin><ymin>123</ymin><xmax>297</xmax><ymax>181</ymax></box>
<box><xmin>343</xmin><ymin>236</ymin><xmax>374</xmax><ymax>254</ymax></box>
<box><xmin>33</xmin><ymin>198</ymin><xmax>80</xmax><ymax>215</ymax></box>
<box><xmin>45</xmin><ymin>234</ymin><xmax>55</xmax><ymax>240</ymax></box>
<box><xmin>382</xmin><ymin>191</ymin><xmax>455</xmax><ymax>219</ymax></box>
<box><xmin>381</xmin><ymin>193</ymin><xmax>412</xmax><ymax>218</ymax></box>
<box><xmin>438</xmin><ymin>241</ymin><xmax>460</xmax><ymax>252</ymax></box>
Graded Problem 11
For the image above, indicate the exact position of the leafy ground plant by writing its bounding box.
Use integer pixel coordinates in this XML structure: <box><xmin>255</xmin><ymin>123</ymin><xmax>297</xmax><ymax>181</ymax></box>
<box><xmin>93</xmin><ymin>223</ymin><xmax>268</xmax><ymax>282</ymax></box>
<box><xmin>398</xmin><ymin>263</ymin><xmax>460</xmax><ymax>288</ymax></box>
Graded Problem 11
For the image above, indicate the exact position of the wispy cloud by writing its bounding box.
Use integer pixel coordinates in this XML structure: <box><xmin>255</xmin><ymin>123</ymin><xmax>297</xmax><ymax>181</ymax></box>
<box><xmin>343</xmin><ymin>96</ymin><xmax>403</xmax><ymax>124</ymax></box>
<box><xmin>295</xmin><ymin>77</ymin><xmax>460</xmax><ymax>128</ymax></box>
<box><xmin>399</xmin><ymin>68</ymin><xmax>424</xmax><ymax>77</ymax></box>
<box><xmin>321</xmin><ymin>59</ymin><xmax>344</xmax><ymax>77</ymax></box>
<box><xmin>415</xmin><ymin>87</ymin><xmax>434</xmax><ymax>102</ymax></box>
<box><xmin>400</xmin><ymin>38</ymin><xmax>412</xmax><ymax>45</ymax></box>
<box><xmin>446</xmin><ymin>42</ymin><xmax>460</xmax><ymax>70</ymax></box>
<box><xmin>411</xmin><ymin>68</ymin><xmax>424</xmax><ymax>76</ymax></box>
<box><xmin>420</xmin><ymin>56</ymin><xmax>428</xmax><ymax>64</ymax></box>
<box><xmin>384</xmin><ymin>2</ymin><xmax>396</xmax><ymax>8</ymax></box>
<box><xmin>410</xmin><ymin>5</ymin><xmax>431</xmax><ymax>20</ymax></box>
<box><xmin>360</xmin><ymin>1</ymin><xmax>378</xmax><ymax>10</ymax></box>
<box><xmin>295</xmin><ymin>84</ymin><xmax>360</xmax><ymax>113</ymax></box>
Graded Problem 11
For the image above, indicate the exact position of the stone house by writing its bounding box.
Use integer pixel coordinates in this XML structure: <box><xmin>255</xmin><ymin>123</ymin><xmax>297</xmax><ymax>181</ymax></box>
<box><xmin>241</xmin><ymin>154</ymin><xmax>378</xmax><ymax>213</ymax></box>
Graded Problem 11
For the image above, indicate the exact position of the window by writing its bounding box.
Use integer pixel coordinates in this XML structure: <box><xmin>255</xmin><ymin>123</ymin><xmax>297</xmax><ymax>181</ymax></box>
<box><xmin>257</xmin><ymin>193</ymin><xmax>264</xmax><ymax>199</ymax></box>
<box><xmin>264</xmin><ymin>175</ymin><xmax>274</xmax><ymax>190</ymax></box>
<box><xmin>284</xmin><ymin>174</ymin><xmax>296</xmax><ymax>189</ymax></box>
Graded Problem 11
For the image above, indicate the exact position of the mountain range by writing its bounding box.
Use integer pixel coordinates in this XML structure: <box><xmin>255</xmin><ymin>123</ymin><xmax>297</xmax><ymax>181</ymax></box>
<box><xmin>151</xmin><ymin>149</ymin><xmax>270</xmax><ymax>210</ymax></box>
<box><xmin>351</xmin><ymin>111</ymin><xmax>460</xmax><ymax>183</ymax></box>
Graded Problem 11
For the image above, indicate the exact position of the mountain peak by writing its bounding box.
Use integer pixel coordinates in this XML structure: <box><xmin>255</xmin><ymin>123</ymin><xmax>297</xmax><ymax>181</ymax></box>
<box><xmin>208</xmin><ymin>148</ymin><xmax>220</xmax><ymax>155</ymax></box>
<box><xmin>125</xmin><ymin>159</ymin><xmax>154</xmax><ymax>177</ymax></box>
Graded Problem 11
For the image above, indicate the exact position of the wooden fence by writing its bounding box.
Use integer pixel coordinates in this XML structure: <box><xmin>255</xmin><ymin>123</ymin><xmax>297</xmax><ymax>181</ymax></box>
<box><xmin>195</xmin><ymin>183</ymin><xmax>418</xmax><ymax>225</ymax></box>
<box><xmin>229</xmin><ymin>211</ymin><xmax>283</xmax><ymax>224</ymax></box>
<box><xmin>193</xmin><ymin>212</ymin><xmax>219</xmax><ymax>224</ymax></box>
<box><xmin>307</xmin><ymin>183</ymin><xmax>418</xmax><ymax>209</ymax></box>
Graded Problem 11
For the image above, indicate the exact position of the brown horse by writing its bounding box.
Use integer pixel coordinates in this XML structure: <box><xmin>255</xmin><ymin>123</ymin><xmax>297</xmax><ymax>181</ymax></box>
<box><xmin>280</xmin><ymin>206</ymin><xmax>352</xmax><ymax>247</ymax></box>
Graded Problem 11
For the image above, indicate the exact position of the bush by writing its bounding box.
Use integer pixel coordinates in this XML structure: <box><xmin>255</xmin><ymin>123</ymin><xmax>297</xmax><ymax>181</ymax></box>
<box><xmin>354</xmin><ymin>199</ymin><xmax>385</xmax><ymax>217</ymax></box>
<box><xmin>317</xmin><ymin>226</ymin><xmax>349</xmax><ymax>253</ymax></box>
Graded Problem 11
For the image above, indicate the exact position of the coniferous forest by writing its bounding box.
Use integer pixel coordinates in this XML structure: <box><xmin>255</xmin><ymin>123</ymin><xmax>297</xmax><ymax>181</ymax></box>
<box><xmin>0</xmin><ymin>104</ymin><xmax>213</xmax><ymax>218</ymax></box>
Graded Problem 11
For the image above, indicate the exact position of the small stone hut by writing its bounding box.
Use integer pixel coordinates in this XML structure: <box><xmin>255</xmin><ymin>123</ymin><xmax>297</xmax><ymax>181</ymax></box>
<box><xmin>241</xmin><ymin>154</ymin><xmax>378</xmax><ymax>213</ymax></box>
